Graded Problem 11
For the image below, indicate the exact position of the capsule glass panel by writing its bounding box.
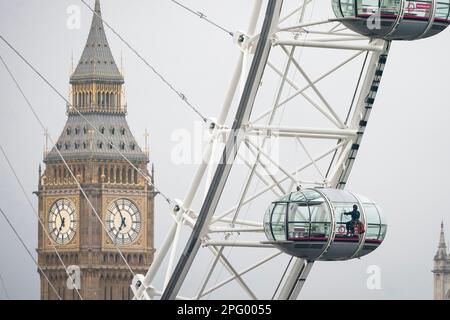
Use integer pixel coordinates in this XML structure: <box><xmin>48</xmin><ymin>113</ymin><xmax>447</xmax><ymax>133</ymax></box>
<box><xmin>319</xmin><ymin>189</ymin><xmax>362</xmax><ymax>260</ymax></box>
<box><xmin>271</xmin><ymin>203</ymin><xmax>287</xmax><ymax>241</ymax></box>
<box><xmin>332</xmin><ymin>0</ymin><xmax>450</xmax><ymax>40</ymax></box>
<box><xmin>264</xmin><ymin>188</ymin><xmax>386</xmax><ymax>261</ymax></box>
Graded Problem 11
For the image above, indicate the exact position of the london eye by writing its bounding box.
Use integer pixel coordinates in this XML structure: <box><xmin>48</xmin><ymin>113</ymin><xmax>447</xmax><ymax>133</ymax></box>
<box><xmin>0</xmin><ymin>0</ymin><xmax>448</xmax><ymax>301</ymax></box>
<box><xmin>128</xmin><ymin>0</ymin><xmax>450</xmax><ymax>300</ymax></box>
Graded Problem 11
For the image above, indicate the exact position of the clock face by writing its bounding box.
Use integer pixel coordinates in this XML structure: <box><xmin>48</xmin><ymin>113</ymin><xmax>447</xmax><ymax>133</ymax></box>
<box><xmin>106</xmin><ymin>198</ymin><xmax>141</xmax><ymax>245</ymax></box>
<box><xmin>48</xmin><ymin>198</ymin><xmax>77</xmax><ymax>245</ymax></box>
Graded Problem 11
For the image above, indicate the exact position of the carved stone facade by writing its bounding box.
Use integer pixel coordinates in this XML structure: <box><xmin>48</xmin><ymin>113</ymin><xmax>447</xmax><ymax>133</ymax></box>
<box><xmin>36</xmin><ymin>0</ymin><xmax>154</xmax><ymax>300</ymax></box>
<box><xmin>433</xmin><ymin>222</ymin><xmax>450</xmax><ymax>300</ymax></box>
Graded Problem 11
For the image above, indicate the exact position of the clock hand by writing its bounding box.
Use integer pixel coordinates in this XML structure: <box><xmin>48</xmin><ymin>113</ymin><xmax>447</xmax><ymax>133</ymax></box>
<box><xmin>55</xmin><ymin>205</ymin><xmax>64</xmax><ymax>229</ymax></box>
<box><xmin>59</xmin><ymin>217</ymin><xmax>65</xmax><ymax>231</ymax></box>
<box><xmin>115</xmin><ymin>202</ymin><xmax>127</xmax><ymax>231</ymax></box>
<box><xmin>118</xmin><ymin>217</ymin><xmax>127</xmax><ymax>232</ymax></box>
<box><xmin>115</xmin><ymin>202</ymin><xmax>124</xmax><ymax>220</ymax></box>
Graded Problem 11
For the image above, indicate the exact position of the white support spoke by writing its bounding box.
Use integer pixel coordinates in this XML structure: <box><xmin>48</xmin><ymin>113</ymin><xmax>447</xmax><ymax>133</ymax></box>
<box><xmin>328</xmin><ymin>139</ymin><xmax>354</xmax><ymax>181</ymax></box>
<box><xmin>195</xmin><ymin>246</ymin><xmax>224</xmax><ymax>300</ymax></box>
<box><xmin>228</xmin><ymin>155</ymin><xmax>260</xmax><ymax>224</ymax></box>
<box><xmin>276</xmin><ymin>19</ymin><xmax>335</xmax><ymax>33</ymax></box>
<box><xmin>163</xmin><ymin>211</ymin><xmax>185</xmax><ymax>289</ymax></box>
<box><xmin>237</xmin><ymin>151</ymin><xmax>283</xmax><ymax>197</ymax></box>
<box><xmin>199</xmin><ymin>252</ymin><xmax>282</xmax><ymax>299</ymax></box>
<box><xmin>303</xmin><ymin>36</ymin><xmax>368</xmax><ymax>42</ymax></box>
<box><xmin>208</xmin><ymin>245</ymin><xmax>258</xmax><ymax>299</ymax></box>
<box><xmin>247</xmin><ymin>125</ymin><xmax>357</xmax><ymax>139</ymax></box>
<box><xmin>265</xmin><ymin>61</ymin><xmax>340</xmax><ymax>128</ymax></box>
<box><xmin>296</xmin><ymin>137</ymin><xmax>324</xmax><ymax>179</ymax></box>
<box><xmin>328</xmin><ymin>21</ymin><xmax>343</xmax><ymax>33</ymax></box>
<box><xmin>245</xmin><ymin>138</ymin><xmax>298</xmax><ymax>185</ymax></box>
<box><xmin>248</xmin><ymin>132</ymin><xmax>350</xmax><ymax>140</ymax></box>
<box><xmin>204</xmin><ymin>241</ymin><xmax>274</xmax><ymax>248</ymax></box>
<box><xmin>213</xmin><ymin>216</ymin><xmax>263</xmax><ymax>228</ymax></box>
<box><xmin>254</xmin><ymin>51</ymin><xmax>363</xmax><ymax>125</ymax></box>
<box><xmin>135</xmin><ymin>219</ymin><xmax>180</xmax><ymax>299</ymax></box>
<box><xmin>306</xmin><ymin>30</ymin><xmax>360</xmax><ymax>37</ymax></box>
<box><xmin>242</xmin><ymin>141</ymin><xmax>286</xmax><ymax>195</ymax></box>
<box><xmin>167</xmin><ymin>224</ymin><xmax>261</xmax><ymax>299</ymax></box>
<box><xmin>227</xmin><ymin>43</ymin><xmax>296</xmax><ymax>227</ymax></box>
<box><xmin>279</xmin><ymin>0</ymin><xmax>312</xmax><ymax>25</ymax></box>
<box><xmin>213</xmin><ymin>141</ymin><xmax>346</xmax><ymax>223</ymax></box>
<box><xmin>293</xmin><ymin>179</ymin><xmax>328</xmax><ymax>186</ymax></box>
<box><xmin>208</xmin><ymin>226</ymin><xmax>264</xmax><ymax>233</ymax></box>
<box><xmin>249</xmin><ymin>0</ymin><xmax>313</xmax><ymax>45</ymax></box>
<box><xmin>279</xmin><ymin>45</ymin><xmax>346</xmax><ymax>128</ymax></box>
<box><xmin>274</xmin><ymin>40</ymin><xmax>384</xmax><ymax>52</ymax></box>
<box><xmin>277</xmin><ymin>259</ymin><xmax>313</xmax><ymax>300</ymax></box>
<box><xmin>184</xmin><ymin>207</ymin><xmax>263</xmax><ymax>228</ymax></box>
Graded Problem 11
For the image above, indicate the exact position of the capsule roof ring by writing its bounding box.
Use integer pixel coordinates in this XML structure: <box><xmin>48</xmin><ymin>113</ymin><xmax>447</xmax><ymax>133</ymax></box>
<box><xmin>263</xmin><ymin>188</ymin><xmax>387</xmax><ymax>261</ymax></box>
<box><xmin>331</xmin><ymin>0</ymin><xmax>450</xmax><ymax>40</ymax></box>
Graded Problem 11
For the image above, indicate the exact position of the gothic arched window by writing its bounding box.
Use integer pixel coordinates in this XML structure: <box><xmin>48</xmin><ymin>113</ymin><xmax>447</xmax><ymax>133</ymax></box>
<box><xmin>116</xmin><ymin>168</ymin><xmax>120</xmax><ymax>182</ymax></box>
<box><xmin>106</xmin><ymin>92</ymin><xmax>110</xmax><ymax>109</ymax></box>
<box><xmin>111</xmin><ymin>94</ymin><xmax>116</xmax><ymax>108</ymax></box>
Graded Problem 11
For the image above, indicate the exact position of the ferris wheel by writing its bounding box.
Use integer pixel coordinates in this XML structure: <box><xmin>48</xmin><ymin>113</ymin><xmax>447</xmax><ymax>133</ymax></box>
<box><xmin>129</xmin><ymin>0</ymin><xmax>450</xmax><ymax>300</ymax></box>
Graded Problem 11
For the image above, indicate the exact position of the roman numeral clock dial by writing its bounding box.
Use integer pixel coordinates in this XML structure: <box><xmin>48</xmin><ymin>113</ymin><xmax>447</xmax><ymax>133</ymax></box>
<box><xmin>48</xmin><ymin>198</ymin><xmax>77</xmax><ymax>245</ymax></box>
<box><xmin>106</xmin><ymin>199</ymin><xmax>141</xmax><ymax>245</ymax></box>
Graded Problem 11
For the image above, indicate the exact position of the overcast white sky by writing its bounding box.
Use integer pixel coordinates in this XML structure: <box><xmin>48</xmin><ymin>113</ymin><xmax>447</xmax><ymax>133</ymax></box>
<box><xmin>1</xmin><ymin>0</ymin><xmax>450</xmax><ymax>300</ymax></box>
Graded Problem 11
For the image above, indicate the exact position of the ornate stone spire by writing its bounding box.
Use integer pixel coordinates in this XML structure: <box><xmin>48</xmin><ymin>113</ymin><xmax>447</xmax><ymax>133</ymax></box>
<box><xmin>70</xmin><ymin>0</ymin><xmax>123</xmax><ymax>84</ymax></box>
<box><xmin>44</xmin><ymin>0</ymin><xmax>147</xmax><ymax>163</ymax></box>
<box><xmin>434</xmin><ymin>221</ymin><xmax>447</xmax><ymax>260</ymax></box>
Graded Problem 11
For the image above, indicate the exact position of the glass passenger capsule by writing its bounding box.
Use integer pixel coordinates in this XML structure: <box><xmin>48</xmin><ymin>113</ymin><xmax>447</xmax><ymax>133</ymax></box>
<box><xmin>332</xmin><ymin>0</ymin><xmax>450</xmax><ymax>40</ymax></box>
<box><xmin>263</xmin><ymin>188</ymin><xmax>387</xmax><ymax>261</ymax></box>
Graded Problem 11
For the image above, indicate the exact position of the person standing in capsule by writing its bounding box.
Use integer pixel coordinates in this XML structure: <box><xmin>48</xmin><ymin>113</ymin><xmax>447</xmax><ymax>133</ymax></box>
<box><xmin>344</xmin><ymin>204</ymin><xmax>361</xmax><ymax>237</ymax></box>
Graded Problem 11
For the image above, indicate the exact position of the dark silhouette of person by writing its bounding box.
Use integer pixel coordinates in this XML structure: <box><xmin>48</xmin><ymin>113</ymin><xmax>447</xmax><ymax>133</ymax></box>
<box><xmin>344</xmin><ymin>204</ymin><xmax>360</xmax><ymax>236</ymax></box>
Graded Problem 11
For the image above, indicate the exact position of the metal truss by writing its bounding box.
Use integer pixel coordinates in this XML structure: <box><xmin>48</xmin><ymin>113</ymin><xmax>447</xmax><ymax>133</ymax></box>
<box><xmin>132</xmin><ymin>0</ymin><xmax>390</xmax><ymax>300</ymax></box>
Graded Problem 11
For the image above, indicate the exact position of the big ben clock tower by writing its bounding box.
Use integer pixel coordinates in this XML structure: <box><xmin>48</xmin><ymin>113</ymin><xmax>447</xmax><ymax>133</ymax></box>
<box><xmin>36</xmin><ymin>0</ymin><xmax>155</xmax><ymax>300</ymax></box>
